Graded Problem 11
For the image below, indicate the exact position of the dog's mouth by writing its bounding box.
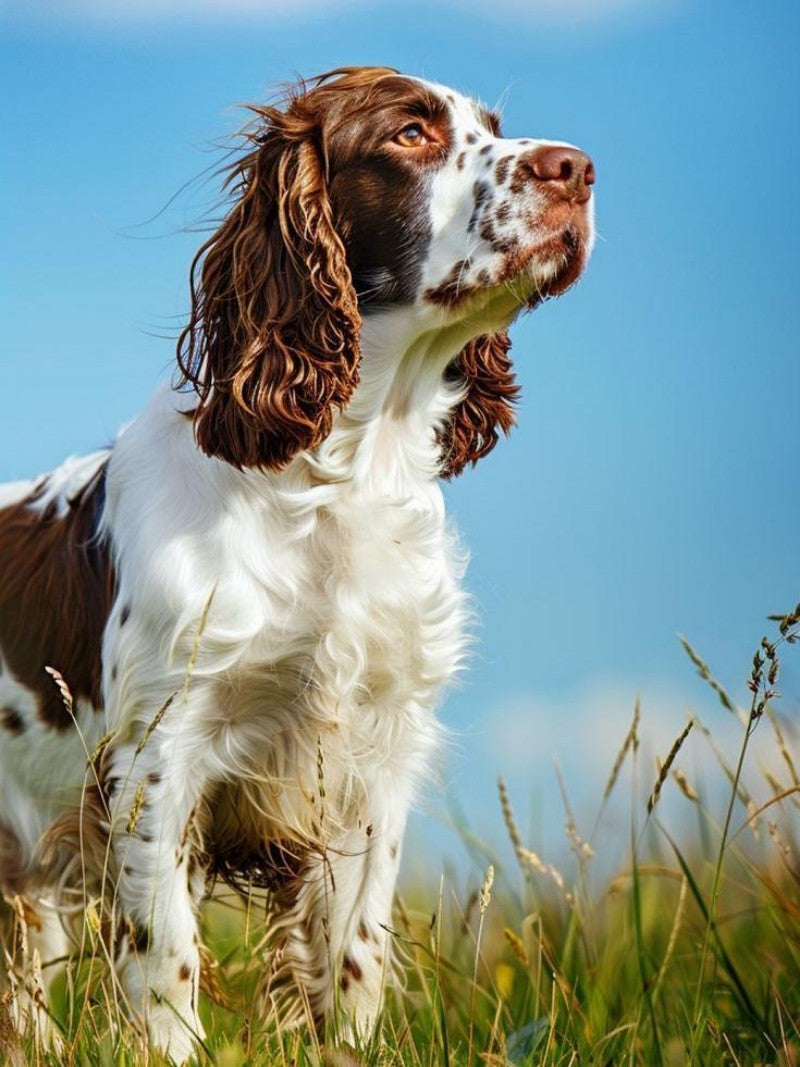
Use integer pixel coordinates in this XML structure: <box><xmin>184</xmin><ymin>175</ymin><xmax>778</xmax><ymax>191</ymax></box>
<box><xmin>534</xmin><ymin>226</ymin><xmax>590</xmax><ymax>299</ymax></box>
<box><xmin>422</xmin><ymin>220</ymin><xmax>592</xmax><ymax>315</ymax></box>
<box><xmin>498</xmin><ymin>225</ymin><xmax>590</xmax><ymax>309</ymax></box>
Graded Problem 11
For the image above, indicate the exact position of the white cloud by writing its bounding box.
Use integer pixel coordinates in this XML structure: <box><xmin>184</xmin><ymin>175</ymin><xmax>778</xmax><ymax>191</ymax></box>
<box><xmin>480</xmin><ymin>676</ymin><xmax>799</xmax><ymax>840</ymax></box>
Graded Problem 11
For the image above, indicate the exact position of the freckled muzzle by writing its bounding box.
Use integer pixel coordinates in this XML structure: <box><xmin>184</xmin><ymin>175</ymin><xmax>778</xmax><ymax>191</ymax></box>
<box><xmin>510</xmin><ymin>144</ymin><xmax>595</xmax><ymax>299</ymax></box>
<box><xmin>422</xmin><ymin>94</ymin><xmax>595</xmax><ymax>311</ymax></box>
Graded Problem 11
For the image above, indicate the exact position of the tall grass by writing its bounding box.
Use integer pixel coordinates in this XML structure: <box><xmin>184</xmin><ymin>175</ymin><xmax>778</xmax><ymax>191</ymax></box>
<box><xmin>2</xmin><ymin>603</ymin><xmax>798</xmax><ymax>1065</ymax></box>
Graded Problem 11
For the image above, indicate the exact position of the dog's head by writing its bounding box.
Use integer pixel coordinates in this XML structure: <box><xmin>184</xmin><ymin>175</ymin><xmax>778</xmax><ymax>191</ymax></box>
<box><xmin>177</xmin><ymin>67</ymin><xmax>594</xmax><ymax>474</ymax></box>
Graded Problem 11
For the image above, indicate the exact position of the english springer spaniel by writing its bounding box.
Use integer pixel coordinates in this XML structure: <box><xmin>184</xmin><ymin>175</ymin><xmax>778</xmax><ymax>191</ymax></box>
<box><xmin>0</xmin><ymin>67</ymin><xmax>594</xmax><ymax>1060</ymax></box>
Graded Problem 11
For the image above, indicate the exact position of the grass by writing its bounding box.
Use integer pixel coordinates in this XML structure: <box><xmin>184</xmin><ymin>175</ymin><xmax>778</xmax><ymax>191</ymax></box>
<box><xmin>2</xmin><ymin>602</ymin><xmax>799</xmax><ymax>1066</ymax></box>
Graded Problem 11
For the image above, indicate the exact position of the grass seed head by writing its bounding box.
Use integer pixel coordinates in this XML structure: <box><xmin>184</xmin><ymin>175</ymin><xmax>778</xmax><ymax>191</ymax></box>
<box><xmin>604</xmin><ymin>697</ymin><xmax>641</xmax><ymax>799</ymax></box>
<box><xmin>479</xmin><ymin>865</ymin><xmax>494</xmax><ymax>914</ymax></box>
<box><xmin>44</xmin><ymin>666</ymin><xmax>74</xmax><ymax>718</ymax></box>
<box><xmin>503</xmin><ymin>927</ymin><xmax>529</xmax><ymax>966</ymax></box>
<box><xmin>671</xmin><ymin>767</ymin><xmax>698</xmax><ymax>802</ymax></box>
<box><xmin>648</xmin><ymin>719</ymin><xmax>694</xmax><ymax>813</ymax></box>
<box><xmin>126</xmin><ymin>782</ymin><xmax>147</xmax><ymax>836</ymax></box>
<box><xmin>498</xmin><ymin>777</ymin><xmax>524</xmax><ymax>862</ymax></box>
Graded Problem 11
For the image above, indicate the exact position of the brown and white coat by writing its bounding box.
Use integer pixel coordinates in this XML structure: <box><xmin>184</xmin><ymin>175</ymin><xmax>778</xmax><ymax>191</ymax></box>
<box><xmin>0</xmin><ymin>67</ymin><xmax>594</xmax><ymax>1061</ymax></box>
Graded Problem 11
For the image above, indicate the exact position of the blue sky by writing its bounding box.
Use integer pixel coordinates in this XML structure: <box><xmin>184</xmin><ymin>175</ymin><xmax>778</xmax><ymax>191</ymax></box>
<box><xmin>2</xmin><ymin>0</ymin><xmax>798</xmax><ymax>872</ymax></box>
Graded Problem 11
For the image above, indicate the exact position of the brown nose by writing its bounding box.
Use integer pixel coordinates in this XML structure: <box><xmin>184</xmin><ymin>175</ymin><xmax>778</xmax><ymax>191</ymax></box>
<box><xmin>526</xmin><ymin>145</ymin><xmax>595</xmax><ymax>203</ymax></box>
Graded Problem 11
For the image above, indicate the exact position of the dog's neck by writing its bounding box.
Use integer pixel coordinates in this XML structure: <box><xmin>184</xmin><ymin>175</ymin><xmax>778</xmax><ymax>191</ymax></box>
<box><xmin>303</xmin><ymin>291</ymin><xmax>523</xmax><ymax>490</ymax></box>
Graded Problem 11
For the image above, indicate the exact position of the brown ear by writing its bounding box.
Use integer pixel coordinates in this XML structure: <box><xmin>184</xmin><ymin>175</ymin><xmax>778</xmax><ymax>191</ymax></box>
<box><xmin>439</xmin><ymin>331</ymin><xmax>520</xmax><ymax>478</ymax></box>
<box><xmin>177</xmin><ymin>108</ymin><xmax>361</xmax><ymax>469</ymax></box>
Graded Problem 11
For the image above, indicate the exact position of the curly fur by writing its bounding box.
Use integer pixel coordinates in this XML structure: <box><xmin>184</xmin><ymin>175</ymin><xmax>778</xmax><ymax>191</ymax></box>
<box><xmin>177</xmin><ymin>94</ymin><xmax>362</xmax><ymax>470</ymax></box>
<box><xmin>440</xmin><ymin>331</ymin><xmax>520</xmax><ymax>477</ymax></box>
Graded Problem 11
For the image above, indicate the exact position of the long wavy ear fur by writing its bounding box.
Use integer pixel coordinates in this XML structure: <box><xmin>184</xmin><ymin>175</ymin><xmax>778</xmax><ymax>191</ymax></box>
<box><xmin>177</xmin><ymin>104</ymin><xmax>361</xmax><ymax>470</ymax></box>
<box><xmin>439</xmin><ymin>331</ymin><xmax>520</xmax><ymax>478</ymax></box>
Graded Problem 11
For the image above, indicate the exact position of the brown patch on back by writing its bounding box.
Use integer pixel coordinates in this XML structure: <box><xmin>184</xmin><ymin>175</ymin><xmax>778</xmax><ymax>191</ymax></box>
<box><xmin>0</xmin><ymin>466</ymin><xmax>113</xmax><ymax>730</ymax></box>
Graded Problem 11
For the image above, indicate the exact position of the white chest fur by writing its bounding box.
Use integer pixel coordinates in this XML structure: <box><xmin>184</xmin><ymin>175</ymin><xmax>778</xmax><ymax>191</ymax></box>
<box><xmin>101</xmin><ymin>385</ymin><xmax>468</xmax><ymax>846</ymax></box>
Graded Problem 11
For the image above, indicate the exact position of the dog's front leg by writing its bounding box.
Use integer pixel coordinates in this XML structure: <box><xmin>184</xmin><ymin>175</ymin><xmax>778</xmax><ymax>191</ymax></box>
<box><xmin>107</xmin><ymin>736</ymin><xmax>210</xmax><ymax>1064</ymax></box>
<box><xmin>267</xmin><ymin>778</ymin><xmax>412</xmax><ymax>1045</ymax></box>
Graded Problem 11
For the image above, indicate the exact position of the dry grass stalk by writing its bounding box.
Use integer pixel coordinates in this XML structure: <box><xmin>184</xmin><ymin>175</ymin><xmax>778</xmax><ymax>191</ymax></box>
<box><xmin>764</xmin><ymin>769</ymin><xmax>785</xmax><ymax>796</ymax></box>
<box><xmin>459</xmin><ymin>887</ymin><xmax>478</xmax><ymax>934</ymax></box>
<box><xmin>747</xmin><ymin>642</ymin><xmax>777</xmax><ymax>727</ymax></box>
<box><xmin>555</xmin><ymin>765</ymin><xmax>594</xmax><ymax>863</ymax></box>
<box><xmin>767</xmin><ymin>709</ymin><xmax>799</xmax><ymax>786</ymax></box>
<box><xmin>518</xmin><ymin>847</ymin><xmax>573</xmax><ymax>904</ymax></box>
<box><xmin>603</xmin><ymin>697</ymin><xmax>641</xmax><ymax>799</ymax></box>
<box><xmin>652</xmin><ymin>875</ymin><xmax>688</xmax><ymax>1003</ymax></box>
<box><xmin>608</xmin><ymin>865</ymin><xmax>685</xmax><ymax>894</ymax></box>
<box><xmin>134</xmin><ymin>590</ymin><xmax>216</xmax><ymax>762</ymax></box>
<box><xmin>768</xmin><ymin>821</ymin><xmax>799</xmax><ymax>879</ymax></box>
<box><xmin>126</xmin><ymin>782</ymin><xmax>147</xmax><ymax>836</ymax></box>
<box><xmin>769</xmin><ymin>600</ymin><xmax>800</xmax><ymax>636</ymax></box>
<box><xmin>316</xmin><ymin>736</ymin><xmax>327</xmax><ymax>830</ymax></box>
<box><xmin>671</xmin><ymin>767</ymin><xmax>698</xmax><ymax>802</ymax></box>
<box><xmin>180</xmin><ymin>583</ymin><xmax>217</xmax><ymax>705</ymax></box>
<box><xmin>518</xmin><ymin>846</ymin><xmax>547</xmax><ymax>876</ymax></box>
<box><xmin>678</xmin><ymin>635</ymin><xmax>740</xmax><ymax>718</ymax></box>
<box><xmin>198</xmin><ymin>943</ymin><xmax>231</xmax><ymax>1009</ymax></box>
<box><xmin>44</xmin><ymin>666</ymin><xmax>74</xmax><ymax>719</ymax></box>
<box><xmin>479</xmin><ymin>865</ymin><xmax>494</xmax><ymax>914</ymax></box>
<box><xmin>497</xmin><ymin>777</ymin><xmax>524</xmax><ymax>866</ymax></box>
<box><xmin>648</xmin><ymin>719</ymin><xmax>694</xmax><ymax>813</ymax></box>
<box><xmin>503</xmin><ymin>927</ymin><xmax>529</xmax><ymax>966</ymax></box>
<box><xmin>733</xmin><ymin>787</ymin><xmax>800</xmax><ymax>841</ymax></box>
<box><xmin>0</xmin><ymin>995</ymin><xmax>25</xmax><ymax>1067</ymax></box>
<box><xmin>469</xmin><ymin>864</ymin><xmax>494</xmax><ymax>1065</ymax></box>
<box><xmin>3</xmin><ymin>896</ymin><xmax>50</xmax><ymax>1055</ymax></box>
<box><xmin>566</xmin><ymin>824</ymin><xmax>594</xmax><ymax>860</ymax></box>
<box><xmin>88</xmin><ymin>732</ymin><xmax>115</xmax><ymax>776</ymax></box>
<box><xmin>695</xmin><ymin>717</ymin><xmax>753</xmax><ymax>807</ymax></box>
<box><xmin>134</xmin><ymin>692</ymin><xmax>176</xmax><ymax>757</ymax></box>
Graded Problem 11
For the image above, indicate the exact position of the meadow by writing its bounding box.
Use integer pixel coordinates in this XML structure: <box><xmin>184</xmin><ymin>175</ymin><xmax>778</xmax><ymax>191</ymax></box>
<box><xmin>2</xmin><ymin>602</ymin><xmax>798</xmax><ymax>1066</ymax></box>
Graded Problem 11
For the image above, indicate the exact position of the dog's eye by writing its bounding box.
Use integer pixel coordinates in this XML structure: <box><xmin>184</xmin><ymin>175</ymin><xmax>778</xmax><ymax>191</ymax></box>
<box><xmin>394</xmin><ymin>123</ymin><xmax>429</xmax><ymax>148</ymax></box>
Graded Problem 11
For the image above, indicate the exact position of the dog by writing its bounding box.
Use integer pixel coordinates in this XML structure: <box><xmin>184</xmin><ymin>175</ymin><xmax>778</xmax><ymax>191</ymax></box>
<box><xmin>0</xmin><ymin>66</ymin><xmax>594</xmax><ymax>1060</ymax></box>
